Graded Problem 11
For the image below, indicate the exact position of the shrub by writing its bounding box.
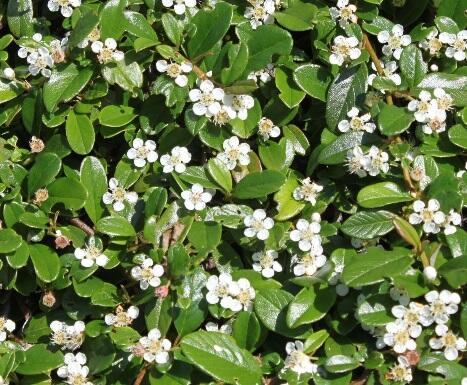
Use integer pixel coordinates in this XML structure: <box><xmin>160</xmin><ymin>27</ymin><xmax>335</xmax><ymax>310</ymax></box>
<box><xmin>0</xmin><ymin>0</ymin><xmax>466</xmax><ymax>384</ymax></box>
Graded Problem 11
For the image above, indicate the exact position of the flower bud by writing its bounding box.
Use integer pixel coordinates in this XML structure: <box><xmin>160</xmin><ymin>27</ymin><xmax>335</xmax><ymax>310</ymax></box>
<box><xmin>42</xmin><ymin>291</ymin><xmax>56</xmax><ymax>308</ymax></box>
<box><xmin>430</xmin><ymin>64</ymin><xmax>439</xmax><ymax>72</ymax></box>
<box><xmin>155</xmin><ymin>285</ymin><xmax>169</xmax><ymax>299</ymax></box>
<box><xmin>29</xmin><ymin>136</ymin><xmax>45</xmax><ymax>153</ymax></box>
<box><xmin>423</xmin><ymin>266</ymin><xmax>437</xmax><ymax>281</ymax></box>
<box><xmin>33</xmin><ymin>188</ymin><xmax>49</xmax><ymax>205</ymax></box>
<box><xmin>3</xmin><ymin>68</ymin><xmax>15</xmax><ymax>80</ymax></box>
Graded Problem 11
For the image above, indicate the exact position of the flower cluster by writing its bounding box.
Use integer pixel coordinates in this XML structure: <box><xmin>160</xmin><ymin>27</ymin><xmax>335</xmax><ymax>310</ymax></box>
<box><xmin>74</xmin><ymin>237</ymin><xmax>108</xmax><ymax>268</ymax></box>
<box><xmin>57</xmin><ymin>352</ymin><xmax>93</xmax><ymax>385</ymax></box>
<box><xmin>205</xmin><ymin>273</ymin><xmax>256</xmax><ymax>312</ymax></box>
<box><xmin>244</xmin><ymin>0</ymin><xmax>278</xmax><ymax>29</ymax></box>
<box><xmin>181</xmin><ymin>183</ymin><xmax>213</xmax><ymax>211</ymax></box>
<box><xmin>420</xmin><ymin>28</ymin><xmax>467</xmax><ymax>61</ymax></box>
<box><xmin>244</xmin><ymin>209</ymin><xmax>275</xmax><ymax>241</ymax></box>
<box><xmin>50</xmin><ymin>320</ymin><xmax>85</xmax><ymax>351</ymax></box>
<box><xmin>347</xmin><ymin>146</ymin><xmax>390</xmax><ymax>177</ymax></box>
<box><xmin>156</xmin><ymin>60</ymin><xmax>193</xmax><ymax>87</ymax></box>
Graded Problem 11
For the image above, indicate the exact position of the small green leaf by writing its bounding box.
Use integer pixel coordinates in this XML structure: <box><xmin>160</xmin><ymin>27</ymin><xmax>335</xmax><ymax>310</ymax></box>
<box><xmin>233</xmin><ymin>171</ymin><xmax>286</xmax><ymax>199</ymax></box>
<box><xmin>29</xmin><ymin>244</ymin><xmax>61</xmax><ymax>283</ymax></box>
<box><xmin>207</xmin><ymin>158</ymin><xmax>232</xmax><ymax>193</ymax></box>
<box><xmin>80</xmin><ymin>156</ymin><xmax>107</xmax><ymax>224</ymax></box>
<box><xmin>341</xmin><ymin>210</ymin><xmax>395</xmax><ymax>239</ymax></box>
<box><xmin>399</xmin><ymin>45</ymin><xmax>427</xmax><ymax>88</ymax></box>
<box><xmin>16</xmin><ymin>344</ymin><xmax>63</xmax><ymax>375</ymax></box>
<box><xmin>187</xmin><ymin>221</ymin><xmax>222</xmax><ymax>254</ymax></box>
<box><xmin>448</xmin><ymin>124</ymin><xmax>467</xmax><ymax>149</ymax></box>
<box><xmin>293</xmin><ymin>64</ymin><xmax>332</xmax><ymax>102</ymax></box>
<box><xmin>99</xmin><ymin>105</ymin><xmax>136</xmax><ymax>127</ymax></box>
<box><xmin>45</xmin><ymin>177</ymin><xmax>88</xmax><ymax>211</ymax></box>
<box><xmin>97</xmin><ymin>216</ymin><xmax>136</xmax><ymax>237</ymax></box>
<box><xmin>27</xmin><ymin>152</ymin><xmax>62</xmax><ymax>197</ymax></box>
<box><xmin>66</xmin><ymin>110</ymin><xmax>95</xmax><ymax>155</ymax></box>
<box><xmin>275</xmin><ymin>67</ymin><xmax>306</xmax><ymax>108</ymax></box>
<box><xmin>357</xmin><ymin>182</ymin><xmax>412</xmax><ymax>208</ymax></box>
<box><xmin>0</xmin><ymin>229</ymin><xmax>22</xmax><ymax>254</ymax></box>
<box><xmin>393</xmin><ymin>216</ymin><xmax>421</xmax><ymax>252</ymax></box>
<box><xmin>378</xmin><ymin>104</ymin><xmax>415</xmax><ymax>136</ymax></box>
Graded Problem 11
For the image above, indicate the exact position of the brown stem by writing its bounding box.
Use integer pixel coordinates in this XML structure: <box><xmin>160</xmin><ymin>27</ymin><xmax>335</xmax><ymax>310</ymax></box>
<box><xmin>69</xmin><ymin>218</ymin><xmax>94</xmax><ymax>236</ymax></box>
<box><xmin>133</xmin><ymin>367</ymin><xmax>147</xmax><ymax>385</ymax></box>
<box><xmin>362</xmin><ymin>34</ymin><xmax>393</xmax><ymax>106</ymax></box>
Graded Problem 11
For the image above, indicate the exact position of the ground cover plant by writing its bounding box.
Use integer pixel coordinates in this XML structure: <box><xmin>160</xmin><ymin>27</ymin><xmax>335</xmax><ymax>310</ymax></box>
<box><xmin>0</xmin><ymin>0</ymin><xmax>466</xmax><ymax>384</ymax></box>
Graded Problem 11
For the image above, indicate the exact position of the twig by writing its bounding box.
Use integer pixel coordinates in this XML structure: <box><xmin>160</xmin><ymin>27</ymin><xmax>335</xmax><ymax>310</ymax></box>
<box><xmin>133</xmin><ymin>367</ymin><xmax>147</xmax><ymax>385</ymax></box>
<box><xmin>362</xmin><ymin>34</ymin><xmax>393</xmax><ymax>106</ymax></box>
<box><xmin>69</xmin><ymin>218</ymin><xmax>94</xmax><ymax>236</ymax></box>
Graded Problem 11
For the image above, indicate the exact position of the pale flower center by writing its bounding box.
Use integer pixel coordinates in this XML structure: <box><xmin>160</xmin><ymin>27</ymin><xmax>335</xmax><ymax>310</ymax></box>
<box><xmin>336</xmin><ymin>43</ymin><xmax>351</xmax><ymax>56</ymax></box>
<box><xmin>148</xmin><ymin>339</ymin><xmax>163</xmax><ymax>354</ymax></box>
<box><xmin>237</xmin><ymin>289</ymin><xmax>251</xmax><ymax>304</ymax></box>
<box><xmin>442</xmin><ymin>332</ymin><xmax>457</xmax><ymax>347</ymax></box>
<box><xmin>226</xmin><ymin>148</ymin><xmax>240</xmax><ymax>161</ymax></box>
<box><xmin>421</xmin><ymin>209</ymin><xmax>434</xmax><ymax>222</ymax></box>
<box><xmin>216</xmin><ymin>283</ymin><xmax>230</xmax><ymax>297</ymax></box>
<box><xmin>87</xmin><ymin>246</ymin><xmax>101</xmax><ymax>260</ymax></box>
<box><xmin>0</xmin><ymin>318</ymin><xmax>5</xmax><ymax>329</ymax></box>
<box><xmin>58</xmin><ymin>0</ymin><xmax>70</xmax><ymax>6</ymax></box>
<box><xmin>137</xmin><ymin>146</ymin><xmax>149</xmax><ymax>158</ymax></box>
<box><xmin>213</xmin><ymin>109</ymin><xmax>230</xmax><ymax>126</ymax></box>
<box><xmin>394</xmin><ymin>330</ymin><xmax>409</xmax><ymax>345</ymax></box>
<box><xmin>453</xmin><ymin>38</ymin><xmax>466</xmax><ymax>51</ymax></box>
<box><xmin>350</xmin><ymin>117</ymin><xmax>364</xmax><ymax>130</ymax></box>
<box><xmin>340</xmin><ymin>7</ymin><xmax>354</xmax><ymax>19</ymax></box>
<box><xmin>388</xmin><ymin>35</ymin><xmax>402</xmax><ymax>49</ymax></box>
<box><xmin>99</xmin><ymin>48</ymin><xmax>114</xmax><ymax>62</ymax></box>
<box><xmin>200</xmin><ymin>93</ymin><xmax>215</xmax><ymax>106</ymax></box>
<box><xmin>70</xmin><ymin>374</ymin><xmax>87</xmax><ymax>385</ymax></box>
<box><xmin>429</xmin><ymin>38</ymin><xmax>442</xmax><ymax>52</ymax></box>
<box><xmin>259</xmin><ymin>253</ymin><xmax>275</xmax><ymax>268</ymax></box>
<box><xmin>115</xmin><ymin>311</ymin><xmax>132</xmax><ymax>327</ymax></box>
<box><xmin>167</xmin><ymin>63</ymin><xmax>182</xmax><ymax>78</ymax></box>
<box><xmin>253</xmin><ymin>6</ymin><xmax>267</xmax><ymax>19</ymax></box>
<box><xmin>431</xmin><ymin>300</ymin><xmax>446</xmax><ymax>316</ymax></box>
<box><xmin>88</xmin><ymin>28</ymin><xmax>100</xmax><ymax>42</ymax></box>
<box><xmin>112</xmin><ymin>187</ymin><xmax>126</xmax><ymax>202</ymax></box>
<box><xmin>141</xmin><ymin>267</ymin><xmax>154</xmax><ymax>281</ymax></box>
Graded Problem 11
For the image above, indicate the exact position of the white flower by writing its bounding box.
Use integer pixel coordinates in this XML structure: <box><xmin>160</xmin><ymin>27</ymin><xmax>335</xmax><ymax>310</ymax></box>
<box><xmin>346</xmin><ymin>146</ymin><xmax>369</xmax><ymax>177</ymax></box>
<box><xmin>91</xmin><ymin>38</ymin><xmax>124</xmax><ymax>63</ymax></box>
<box><xmin>58</xmin><ymin>360</ymin><xmax>93</xmax><ymax>385</ymax></box>
<box><xmin>293</xmin><ymin>178</ymin><xmax>323</xmax><ymax>205</ymax></box>
<box><xmin>27</xmin><ymin>47</ymin><xmax>54</xmax><ymax>77</ymax></box>
<box><xmin>338</xmin><ymin>107</ymin><xmax>376</xmax><ymax>133</ymax></box>
<box><xmin>50</xmin><ymin>320</ymin><xmax>85</xmax><ymax>351</ymax></box>
<box><xmin>48</xmin><ymin>0</ymin><xmax>80</xmax><ymax>17</ymax></box>
<box><xmin>228</xmin><ymin>278</ymin><xmax>255</xmax><ymax>311</ymax></box>
<box><xmin>407</xmin><ymin>90</ymin><xmax>437</xmax><ymax>123</ymax></box>
<box><xmin>422</xmin><ymin>290</ymin><xmax>460</xmax><ymax>325</ymax></box>
<box><xmin>421</xmin><ymin>109</ymin><xmax>447</xmax><ymax>134</ymax></box>
<box><xmin>217</xmin><ymin>136</ymin><xmax>251</xmax><ymax>170</ymax></box>
<box><xmin>205</xmin><ymin>322</ymin><xmax>232</xmax><ymax>334</ymax></box>
<box><xmin>244</xmin><ymin>0</ymin><xmax>276</xmax><ymax>30</ymax></box>
<box><xmin>408</xmin><ymin>199</ymin><xmax>444</xmax><ymax>234</ymax></box>
<box><xmin>377</xmin><ymin>24</ymin><xmax>411</xmax><ymax>60</ymax></box>
<box><xmin>223</xmin><ymin>94</ymin><xmax>255</xmax><ymax>120</ymax></box>
<box><xmin>290</xmin><ymin>214</ymin><xmax>322</xmax><ymax>252</ymax></box>
<box><xmin>419</xmin><ymin>29</ymin><xmax>444</xmax><ymax>55</ymax></box>
<box><xmin>383</xmin><ymin>319</ymin><xmax>417</xmax><ymax>353</ymax></box>
<box><xmin>433</xmin><ymin>87</ymin><xmax>454</xmax><ymax>111</ymax></box>
<box><xmin>211</xmin><ymin>105</ymin><xmax>237</xmax><ymax>126</ymax></box>
<box><xmin>368</xmin><ymin>60</ymin><xmax>401</xmax><ymax>88</ymax></box>
<box><xmin>248</xmin><ymin>63</ymin><xmax>275</xmax><ymax>84</ymax></box>
<box><xmin>189</xmin><ymin>80</ymin><xmax>224</xmax><ymax>117</ymax></box>
<box><xmin>0</xmin><ymin>317</ymin><xmax>15</xmax><ymax>342</ymax></box>
<box><xmin>429</xmin><ymin>324</ymin><xmax>466</xmax><ymax>361</ymax></box>
<box><xmin>439</xmin><ymin>30</ymin><xmax>467</xmax><ymax>61</ymax></box>
<box><xmin>105</xmin><ymin>306</ymin><xmax>139</xmax><ymax>327</ymax></box>
<box><xmin>392</xmin><ymin>302</ymin><xmax>429</xmax><ymax>337</ymax></box>
<box><xmin>127</xmin><ymin>138</ymin><xmax>158</xmax><ymax>168</ymax></box>
<box><xmin>74</xmin><ymin>238</ymin><xmax>108</xmax><ymax>268</ymax></box>
<box><xmin>244</xmin><ymin>209</ymin><xmax>274</xmax><ymax>241</ymax></box>
<box><xmin>138</xmin><ymin>328</ymin><xmax>172</xmax><ymax>364</ymax></box>
<box><xmin>131</xmin><ymin>257</ymin><xmax>164</xmax><ymax>290</ymax></box>
<box><xmin>3</xmin><ymin>68</ymin><xmax>15</xmax><ymax>80</ymax></box>
<box><xmin>160</xmin><ymin>146</ymin><xmax>191</xmax><ymax>173</ymax></box>
<box><xmin>205</xmin><ymin>273</ymin><xmax>236</xmax><ymax>309</ymax></box>
<box><xmin>102</xmin><ymin>178</ymin><xmax>138</xmax><ymax>212</ymax></box>
<box><xmin>57</xmin><ymin>352</ymin><xmax>87</xmax><ymax>378</ymax></box>
<box><xmin>50</xmin><ymin>37</ymin><xmax>68</xmax><ymax>64</ymax></box>
<box><xmin>329</xmin><ymin>35</ymin><xmax>361</xmax><ymax>66</ymax></box>
<box><xmin>181</xmin><ymin>183</ymin><xmax>212</xmax><ymax>211</ymax></box>
<box><xmin>292</xmin><ymin>250</ymin><xmax>326</xmax><ymax>277</ymax></box>
<box><xmin>252</xmin><ymin>250</ymin><xmax>282</xmax><ymax>278</ymax></box>
<box><xmin>0</xmin><ymin>376</ymin><xmax>8</xmax><ymax>385</ymax></box>
<box><xmin>156</xmin><ymin>60</ymin><xmax>192</xmax><ymax>87</ymax></box>
<box><xmin>441</xmin><ymin>209</ymin><xmax>462</xmax><ymax>235</ymax></box>
<box><xmin>329</xmin><ymin>0</ymin><xmax>357</xmax><ymax>28</ymax></box>
<box><xmin>162</xmin><ymin>0</ymin><xmax>197</xmax><ymax>15</ymax></box>
<box><xmin>366</xmin><ymin>146</ymin><xmax>389</xmax><ymax>176</ymax></box>
<box><xmin>257</xmin><ymin>117</ymin><xmax>280</xmax><ymax>140</ymax></box>
<box><xmin>284</xmin><ymin>341</ymin><xmax>318</xmax><ymax>374</ymax></box>
<box><xmin>78</xmin><ymin>27</ymin><xmax>100</xmax><ymax>48</ymax></box>
<box><xmin>387</xmin><ymin>356</ymin><xmax>413</xmax><ymax>383</ymax></box>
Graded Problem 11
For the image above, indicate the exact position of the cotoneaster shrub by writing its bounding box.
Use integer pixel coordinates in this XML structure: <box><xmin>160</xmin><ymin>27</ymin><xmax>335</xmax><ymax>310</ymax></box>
<box><xmin>0</xmin><ymin>0</ymin><xmax>466</xmax><ymax>384</ymax></box>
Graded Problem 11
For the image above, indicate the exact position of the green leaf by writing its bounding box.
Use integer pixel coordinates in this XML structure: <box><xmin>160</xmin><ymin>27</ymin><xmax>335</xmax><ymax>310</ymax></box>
<box><xmin>80</xmin><ymin>156</ymin><xmax>107</xmax><ymax>224</ymax></box>
<box><xmin>254</xmin><ymin>289</ymin><xmax>310</xmax><ymax>338</ymax></box>
<box><xmin>393</xmin><ymin>216</ymin><xmax>421</xmax><ymax>252</ymax></box>
<box><xmin>318</xmin><ymin>131</ymin><xmax>373</xmax><ymax>165</ymax></box>
<box><xmin>187</xmin><ymin>221</ymin><xmax>222</xmax><ymax>254</ymax></box>
<box><xmin>29</xmin><ymin>244</ymin><xmax>60</xmax><ymax>283</ymax></box>
<box><xmin>102</xmin><ymin>61</ymin><xmax>143</xmax><ymax>96</ymax></box>
<box><xmin>283</xmin><ymin>125</ymin><xmax>310</xmax><ymax>155</ymax></box>
<box><xmin>123</xmin><ymin>10</ymin><xmax>158</xmax><ymax>41</ymax></box>
<box><xmin>100</xmin><ymin>0</ymin><xmax>127</xmax><ymax>40</ymax></box>
<box><xmin>187</xmin><ymin>2</ymin><xmax>233</xmax><ymax>58</ymax></box>
<box><xmin>438</xmin><ymin>0</ymin><xmax>467</xmax><ymax>29</ymax></box>
<box><xmin>414</xmin><ymin>73</ymin><xmax>467</xmax><ymax>107</ymax></box>
<box><xmin>0</xmin><ymin>229</ymin><xmax>22</xmax><ymax>254</ymax></box>
<box><xmin>448</xmin><ymin>124</ymin><xmax>467</xmax><ymax>149</ymax></box>
<box><xmin>275</xmin><ymin>67</ymin><xmax>306</xmax><ymax>108</ymax></box>
<box><xmin>97</xmin><ymin>216</ymin><xmax>135</xmax><ymax>237</ymax></box>
<box><xmin>275</xmin><ymin>3</ymin><xmax>317</xmax><ymax>31</ymax></box>
<box><xmin>16</xmin><ymin>344</ymin><xmax>63</xmax><ymax>375</ymax></box>
<box><xmin>233</xmin><ymin>171</ymin><xmax>286</xmax><ymax>199</ymax></box>
<box><xmin>43</xmin><ymin>64</ymin><xmax>94</xmax><ymax>112</ymax></box>
<box><xmin>434</xmin><ymin>16</ymin><xmax>459</xmax><ymax>34</ymax></box>
<box><xmin>168</xmin><ymin>243</ymin><xmax>190</xmax><ymax>277</ymax></box>
<box><xmin>341</xmin><ymin>210</ymin><xmax>395</xmax><ymax>239</ymax></box>
<box><xmin>342</xmin><ymin>247</ymin><xmax>413</xmax><ymax>287</ymax></box>
<box><xmin>357</xmin><ymin>182</ymin><xmax>412</xmax><ymax>208</ymax></box>
<box><xmin>293</xmin><ymin>64</ymin><xmax>332</xmax><ymax>102</ymax></box>
<box><xmin>439</xmin><ymin>256</ymin><xmax>467</xmax><ymax>289</ymax></box>
<box><xmin>27</xmin><ymin>152</ymin><xmax>62</xmax><ymax>197</ymax></box>
<box><xmin>304</xmin><ymin>330</ymin><xmax>329</xmax><ymax>354</ymax></box>
<box><xmin>0</xmin><ymin>79</ymin><xmax>23</xmax><ymax>104</ymax></box>
<box><xmin>220</xmin><ymin>43</ymin><xmax>249</xmax><ymax>85</ymax></box>
<box><xmin>181</xmin><ymin>331</ymin><xmax>262</xmax><ymax>385</ymax></box>
<box><xmin>324</xmin><ymin>355</ymin><xmax>360</xmax><ymax>373</ymax></box>
<box><xmin>68</xmin><ymin>12</ymin><xmax>99</xmax><ymax>49</ymax></box>
<box><xmin>161</xmin><ymin>13</ymin><xmax>183</xmax><ymax>46</ymax></box>
<box><xmin>230</xmin><ymin>98</ymin><xmax>262</xmax><ymax>139</ymax></box>
<box><xmin>399</xmin><ymin>45</ymin><xmax>427</xmax><ymax>88</ymax></box>
<box><xmin>326</xmin><ymin>65</ymin><xmax>368</xmax><ymax>130</ymax></box>
<box><xmin>232</xmin><ymin>311</ymin><xmax>261</xmax><ymax>351</ymax></box>
<box><xmin>378</xmin><ymin>104</ymin><xmax>415</xmax><ymax>136</ymax></box>
<box><xmin>445</xmin><ymin>228</ymin><xmax>467</xmax><ymax>258</ymax></box>
<box><xmin>207</xmin><ymin>158</ymin><xmax>232</xmax><ymax>192</ymax></box>
<box><xmin>7</xmin><ymin>0</ymin><xmax>34</xmax><ymax>37</ymax></box>
<box><xmin>286</xmin><ymin>285</ymin><xmax>336</xmax><ymax>328</ymax></box>
<box><xmin>66</xmin><ymin>110</ymin><xmax>95</xmax><ymax>155</ymax></box>
<box><xmin>241</xmin><ymin>25</ymin><xmax>293</xmax><ymax>75</ymax></box>
<box><xmin>45</xmin><ymin>177</ymin><xmax>88</xmax><ymax>211</ymax></box>
<box><xmin>273</xmin><ymin>174</ymin><xmax>305</xmax><ymax>221</ymax></box>
<box><xmin>356</xmin><ymin>294</ymin><xmax>394</xmax><ymax>326</ymax></box>
<box><xmin>99</xmin><ymin>105</ymin><xmax>136</xmax><ymax>127</ymax></box>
